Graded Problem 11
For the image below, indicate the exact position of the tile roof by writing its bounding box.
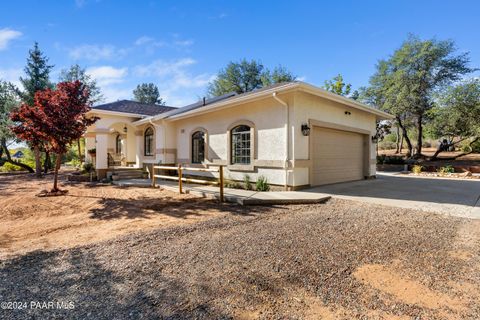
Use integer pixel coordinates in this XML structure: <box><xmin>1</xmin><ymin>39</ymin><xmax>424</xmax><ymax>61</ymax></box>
<box><xmin>92</xmin><ymin>100</ymin><xmax>177</xmax><ymax>116</ymax></box>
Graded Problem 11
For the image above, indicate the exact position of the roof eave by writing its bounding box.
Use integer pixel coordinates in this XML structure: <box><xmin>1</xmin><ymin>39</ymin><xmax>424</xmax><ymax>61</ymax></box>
<box><xmin>88</xmin><ymin>109</ymin><xmax>148</xmax><ymax>118</ymax></box>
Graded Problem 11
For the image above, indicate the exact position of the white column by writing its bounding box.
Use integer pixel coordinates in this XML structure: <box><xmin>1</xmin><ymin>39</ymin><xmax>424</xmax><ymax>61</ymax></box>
<box><xmin>95</xmin><ymin>133</ymin><xmax>108</xmax><ymax>170</ymax></box>
<box><xmin>135</xmin><ymin>130</ymin><xmax>143</xmax><ymax>168</ymax></box>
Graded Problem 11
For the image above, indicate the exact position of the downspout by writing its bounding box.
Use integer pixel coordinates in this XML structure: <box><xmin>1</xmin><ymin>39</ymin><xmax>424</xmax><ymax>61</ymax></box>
<box><xmin>273</xmin><ymin>92</ymin><xmax>289</xmax><ymax>191</ymax></box>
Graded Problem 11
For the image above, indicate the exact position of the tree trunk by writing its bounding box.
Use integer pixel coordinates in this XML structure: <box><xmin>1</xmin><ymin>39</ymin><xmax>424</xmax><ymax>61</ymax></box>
<box><xmin>414</xmin><ymin>114</ymin><xmax>423</xmax><ymax>157</ymax></box>
<box><xmin>397</xmin><ymin>116</ymin><xmax>413</xmax><ymax>157</ymax></box>
<box><xmin>34</xmin><ymin>145</ymin><xmax>42</xmax><ymax>177</ymax></box>
<box><xmin>44</xmin><ymin>151</ymin><xmax>51</xmax><ymax>174</ymax></box>
<box><xmin>77</xmin><ymin>139</ymin><xmax>83</xmax><ymax>163</ymax></box>
<box><xmin>52</xmin><ymin>153</ymin><xmax>63</xmax><ymax>192</ymax></box>
<box><xmin>395</xmin><ymin>124</ymin><xmax>400</xmax><ymax>154</ymax></box>
<box><xmin>399</xmin><ymin>134</ymin><xmax>404</xmax><ymax>154</ymax></box>
<box><xmin>430</xmin><ymin>136</ymin><xmax>475</xmax><ymax>161</ymax></box>
<box><xmin>0</xmin><ymin>138</ymin><xmax>34</xmax><ymax>172</ymax></box>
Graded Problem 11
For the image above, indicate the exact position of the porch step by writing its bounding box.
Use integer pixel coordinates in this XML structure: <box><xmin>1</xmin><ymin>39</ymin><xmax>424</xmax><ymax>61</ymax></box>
<box><xmin>110</xmin><ymin>169</ymin><xmax>145</xmax><ymax>180</ymax></box>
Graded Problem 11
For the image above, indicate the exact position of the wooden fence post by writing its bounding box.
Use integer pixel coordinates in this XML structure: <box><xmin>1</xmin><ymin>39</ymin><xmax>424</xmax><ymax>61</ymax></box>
<box><xmin>219</xmin><ymin>165</ymin><xmax>224</xmax><ymax>202</ymax></box>
<box><xmin>152</xmin><ymin>166</ymin><xmax>156</xmax><ymax>188</ymax></box>
<box><xmin>178</xmin><ymin>164</ymin><xmax>183</xmax><ymax>194</ymax></box>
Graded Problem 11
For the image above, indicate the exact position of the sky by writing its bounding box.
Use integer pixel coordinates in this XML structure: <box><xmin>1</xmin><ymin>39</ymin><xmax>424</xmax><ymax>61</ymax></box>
<box><xmin>0</xmin><ymin>0</ymin><xmax>479</xmax><ymax>107</ymax></box>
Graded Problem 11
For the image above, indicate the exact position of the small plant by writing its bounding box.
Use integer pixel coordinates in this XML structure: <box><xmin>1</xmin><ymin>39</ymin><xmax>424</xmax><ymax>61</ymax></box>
<box><xmin>224</xmin><ymin>176</ymin><xmax>241</xmax><ymax>189</ymax></box>
<box><xmin>411</xmin><ymin>165</ymin><xmax>423</xmax><ymax>174</ymax></box>
<box><xmin>83</xmin><ymin>162</ymin><xmax>94</xmax><ymax>173</ymax></box>
<box><xmin>438</xmin><ymin>165</ymin><xmax>455</xmax><ymax>174</ymax></box>
<box><xmin>243</xmin><ymin>174</ymin><xmax>252</xmax><ymax>190</ymax></box>
<box><xmin>255</xmin><ymin>175</ymin><xmax>270</xmax><ymax>191</ymax></box>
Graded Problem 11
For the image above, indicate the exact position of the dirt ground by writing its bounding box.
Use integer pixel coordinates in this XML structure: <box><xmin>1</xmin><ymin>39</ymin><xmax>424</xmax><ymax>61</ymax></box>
<box><xmin>1</xmin><ymin>173</ymin><xmax>480</xmax><ymax>319</ymax></box>
<box><xmin>380</xmin><ymin>148</ymin><xmax>480</xmax><ymax>162</ymax></box>
<box><xmin>0</xmin><ymin>172</ymin><xmax>251</xmax><ymax>259</ymax></box>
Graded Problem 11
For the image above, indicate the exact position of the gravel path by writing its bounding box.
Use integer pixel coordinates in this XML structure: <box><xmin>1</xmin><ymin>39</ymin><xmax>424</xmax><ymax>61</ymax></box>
<box><xmin>1</xmin><ymin>199</ymin><xmax>479</xmax><ymax>319</ymax></box>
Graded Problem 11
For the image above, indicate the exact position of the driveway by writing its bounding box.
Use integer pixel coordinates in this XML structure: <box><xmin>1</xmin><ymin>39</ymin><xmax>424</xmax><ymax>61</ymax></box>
<box><xmin>307</xmin><ymin>173</ymin><xmax>480</xmax><ymax>219</ymax></box>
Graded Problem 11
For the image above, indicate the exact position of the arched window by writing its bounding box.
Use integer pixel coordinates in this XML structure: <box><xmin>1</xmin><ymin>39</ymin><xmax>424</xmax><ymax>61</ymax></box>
<box><xmin>144</xmin><ymin>127</ymin><xmax>154</xmax><ymax>156</ymax></box>
<box><xmin>191</xmin><ymin>131</ymin><xmax>205</xmax><ymax>163</ymax></box>
<box><xmin>231</xmin><ymin>125</ymin><xmax>251</xmax><ymax>164</ymax></box>
<box><xmin>115</xmin><ymin>135</ymin><xmax>122</xmax><ymax>155</ymax></box>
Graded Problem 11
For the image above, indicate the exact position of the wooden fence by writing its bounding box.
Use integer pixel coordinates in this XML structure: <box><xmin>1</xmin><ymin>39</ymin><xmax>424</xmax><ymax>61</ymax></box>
<box><xmin>152</xmin><ymin>164</ymin><xmax>224</xmax><ymax>202</ymax></box>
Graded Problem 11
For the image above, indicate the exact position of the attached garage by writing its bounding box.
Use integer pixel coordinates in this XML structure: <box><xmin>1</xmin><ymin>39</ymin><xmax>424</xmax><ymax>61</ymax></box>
<box><xmin>311</xmin><ymin>126</ymin><xmax>366</xmax><ymax>186</ymax></box>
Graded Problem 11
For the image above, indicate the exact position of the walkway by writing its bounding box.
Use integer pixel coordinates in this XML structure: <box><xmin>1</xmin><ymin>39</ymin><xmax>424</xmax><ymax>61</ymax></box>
<box><xmin>112</xmin><ymin>179</ymin><xmax>331</xmax><ymax>205</ymax></box>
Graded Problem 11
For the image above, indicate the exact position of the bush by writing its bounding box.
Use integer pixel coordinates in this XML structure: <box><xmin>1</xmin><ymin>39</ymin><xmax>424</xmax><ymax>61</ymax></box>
<box><xmin>255</xmin><ymin>176</ymin><xmax>270</xmax><ymax>191</ymax></box>
<box><xmin>411</xmin><ymin>165</ymin><xmax>423</xmax><ymax>174</ymax></box>
<box><xmin>377</xmin><ymin>155</ymin><xmax>405</xmax><ymax>165</ymax></box>
<box><xmin>0</xmin><ymin>162</ymin><xmax>26</xmax><ymax>172</ymax></box>
<box><xmin>224</xmin><ymin>176</ymin><xmax>241</xmax><ymax>189</ymax></box>
<box><xmin>438</xmin><ymin>165</ymin><xmax>455</xmax><ymax>174</ymax></box>
<box><xmin>461</xmin><ymin>139</ymin><xmax>480</xmax><ymax>153</ymax></box>
<box><xmin>243</xmin><ymin>174</ymin><xmax>252</xmax><ymax>190</ymax></box>
<box><xmin>378</xmin><ymin>141</ymin><xmax>396</xmax><ymax>150</ymax></box>
<box><xmin>83</xmin><ymin>162</ymin><xmax>94</xmax><ymax>173</ymax></box>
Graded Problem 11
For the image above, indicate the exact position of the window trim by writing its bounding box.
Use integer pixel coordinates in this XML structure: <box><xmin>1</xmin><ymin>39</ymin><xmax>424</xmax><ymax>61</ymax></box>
<box><xmin>144</xmin><ymin>126</ymin><xmax>155</xmax><ymax>157</ymax></box>
<box><xmin>191</xmin><ymin>130</ymin><xmax>206</xmax><ymax>164</ymax></box>
<box><xmin>115</xmin><ymin>134</ymin><xmax>122</xmax><ymax>155</ymax></box>
<box><xmin>189</xmin><ymin>127</ymin><xmax>208</xmax><ymax>165</ymax></box>
<box><xmin>226</xmin><ymin>120</ymin><xmax>256</xmax><ymax>171</ymax></box>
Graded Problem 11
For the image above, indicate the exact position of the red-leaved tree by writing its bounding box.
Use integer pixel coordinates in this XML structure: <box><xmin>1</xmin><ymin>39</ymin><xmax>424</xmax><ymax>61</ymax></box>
<box><xmin>11</xmin><ymin>81</ymin><xmax>97</xmax><ymax>192</ymax></box>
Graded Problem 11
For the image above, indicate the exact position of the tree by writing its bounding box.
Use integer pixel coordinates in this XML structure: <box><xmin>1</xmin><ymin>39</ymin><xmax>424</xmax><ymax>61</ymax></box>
<box><xmin>361</xmin><ymin>35</ymin><xmax>474</xmax><ymax>158</ymax></box>
<box><xmin>261</xmin><ymin>65</ymin><xmax>296</xmax><ymax>86</ymax></box>
<box><xmin>59</xmin><ymin>64</ymin><xmax>103</xmax><ymax>104</ymax></box>
<box><xmin>323</xmin><ymin>74</ymin><xmax>352</xmax><ymax>96</ymax></box>
<box><xmin>0</xmin><ymin>81</ymin><xmax>34</xmax><ymax>172</ymax></box>
<box><xmin>19</xmin><ymin>42</ymin><xmax>54</xmax><ymax>176</ymax></box>
<box><xmin>428</xmin><ymin>79</ymin><xmax>480</xmax><ymax>159</ymax></box>
<box><xmin>208</xmin><ymin>59</ymin><xmax>296</xmax><ymax>96</ymax></box>
<box><xmin>10</xmin><ymin>81</ymin><xmax>97</xmax><ymax>192</ymax></box>
<box><xmin>133</xmin><ymin>83</ymin><xmax>165</xmax><ymax>105</ymax></box>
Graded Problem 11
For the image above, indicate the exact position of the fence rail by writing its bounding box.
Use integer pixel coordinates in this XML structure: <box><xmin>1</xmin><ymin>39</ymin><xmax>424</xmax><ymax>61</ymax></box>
<box><xmin>152</xmin><ymin>164</ymin><xmax>224</xmax><ymax>202</ymax></box>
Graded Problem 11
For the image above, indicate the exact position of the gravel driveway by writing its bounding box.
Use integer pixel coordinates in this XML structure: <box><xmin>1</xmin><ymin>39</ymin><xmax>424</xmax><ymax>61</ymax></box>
<box><xmin>1</xmin><ymin>199</ymin><xmax>479</xmax><ymax>319</ymax></box>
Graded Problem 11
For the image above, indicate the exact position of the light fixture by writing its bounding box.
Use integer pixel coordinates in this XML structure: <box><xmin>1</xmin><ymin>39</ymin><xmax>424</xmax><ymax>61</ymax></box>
<box><xmin>345</xmin><ymin>111</ymin><xmax>351</xmax><ymax>115</ymax></box>
<box><xmin>301</xmin><ymin>123</ymin><xmax>311</xmax><ymax>136</ymax></box>
<box><xmin>123</xmin><ymin>125</ymin><xmax>127</xmax><ymax>133</ymax></box>
<box><xmin>371</xmin><ymin>135</ymin><xmax>379</xmax><ymax>143</ymax></box>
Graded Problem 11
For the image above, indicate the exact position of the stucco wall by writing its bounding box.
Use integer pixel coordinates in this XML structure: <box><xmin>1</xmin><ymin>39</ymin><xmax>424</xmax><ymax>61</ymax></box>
<box><xmin>292</xmin><ymin>92</ymin><xmax>377</xmax><ymax>185</ymax></box>
<box><xmin>167</xmin><ymin>95</ymin><xmax>291</xmax><ymax>185</ymax></box>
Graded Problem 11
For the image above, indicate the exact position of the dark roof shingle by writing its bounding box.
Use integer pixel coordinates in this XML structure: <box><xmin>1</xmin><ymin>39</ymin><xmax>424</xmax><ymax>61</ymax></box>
<box><xmin>92</xmin><ymin>100</ymin><xmax>176</xmax><ymax>116</ymax></box>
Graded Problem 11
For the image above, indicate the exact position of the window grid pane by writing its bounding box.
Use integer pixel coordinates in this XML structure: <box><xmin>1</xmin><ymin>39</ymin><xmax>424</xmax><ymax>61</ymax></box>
<box><xmin>231</xmin><ymin>127</ymin><xmax>251</xmax><ymax>164</ymax></box>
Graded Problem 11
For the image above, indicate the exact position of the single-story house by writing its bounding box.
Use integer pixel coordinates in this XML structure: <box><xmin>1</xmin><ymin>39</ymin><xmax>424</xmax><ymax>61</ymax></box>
<box><xmin>84</xmin><ymin>81</ymin><xmax>392</xmax><ymax>189</ymax></box>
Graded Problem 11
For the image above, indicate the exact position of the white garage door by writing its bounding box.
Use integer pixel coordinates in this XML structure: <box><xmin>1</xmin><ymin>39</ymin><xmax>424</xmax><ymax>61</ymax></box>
<box><xmin>312</xmin><ymin>127</ymin><xmax>365</xmax><ymax>186</ymax></box>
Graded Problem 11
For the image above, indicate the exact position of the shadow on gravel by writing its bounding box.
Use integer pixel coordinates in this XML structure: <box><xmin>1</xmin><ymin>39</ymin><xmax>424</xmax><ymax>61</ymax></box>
<box><xmin>87</xmin><ymin>196</ymin><xmax>277</xmax><ymax>220</ymax></box>
<box><xmin>0</xmin><ymin>248</ymin><xmax>229</xmax><ymax>320</ymax></box>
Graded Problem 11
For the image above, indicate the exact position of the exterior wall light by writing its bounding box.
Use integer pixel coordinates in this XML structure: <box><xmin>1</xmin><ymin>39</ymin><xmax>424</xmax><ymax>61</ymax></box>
<box><xmin>301</xmin><ymin>123</ymin><xmax>311</xmax><ymax>136</ymax></box>
<box><xmin>345</xmin><ymin>111</ymin><xmax>351</xmax><ymax>115</ymax></box>
<box><xmin>371</xmin><ymin>135</ymin><xmax>379</xmax><ymax>143</ymax></box>
<box><xmin>123</xmin><ymin>125</ymin><xmax>128</xmax><ymax>133</ymax></box>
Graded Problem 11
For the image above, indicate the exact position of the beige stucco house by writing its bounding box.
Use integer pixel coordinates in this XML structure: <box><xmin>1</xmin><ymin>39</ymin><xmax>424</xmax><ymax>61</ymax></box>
<box><xmin>84</xmin><ymin>81</ymin><xmax>392</xmax><ymax>189</ymax></box>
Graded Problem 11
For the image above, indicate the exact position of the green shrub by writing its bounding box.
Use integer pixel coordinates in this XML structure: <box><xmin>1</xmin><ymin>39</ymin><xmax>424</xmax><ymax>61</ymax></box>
<box><xmin>243</xmin><ymin>174</ymin><xmax>252</xmax><ymax>190</ymax></box>
<box><xmin>438</xmin><ymin>165</ymin><xmax>455</xmax><ymax>174</ymax></box>
<box><xmin>377</xmin><ymin>155</ymin><xmax>405</xmax><ymax>165</ymax></box>
<box><xmin>255</xmin><ymin>176</ymin><xmax>270</xmax><ymax>191</ymax></box>
<box><xmin>224</xmin><ymin>176</ymin><xmax>241</xmax><ymax>189</ymax></box>
<box><xmin>376</xmin><ymin>154</ymin><xmax>387</xmax><ymax>165</ymax></box>
<box><xmin>83</xmin><ymin>162</ymin><xmax>94</xmax><ymax>173</ymax></box>
<box><xmin>0</xmin><ymin>162</ymin><xmax>26</xmax><ymax>172</ymax></box>
<box><xmin>412</xmin><ymin>165</ymin><xmax>423</xmax><ymax>174</ymax></box>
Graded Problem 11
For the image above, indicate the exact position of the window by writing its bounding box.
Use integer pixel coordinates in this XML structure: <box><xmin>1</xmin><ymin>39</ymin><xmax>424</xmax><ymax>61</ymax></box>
<box><xmin>115</xmin><ymin>135</ymin><xmax>122</xmax><ymax>154</ymax></box>
<box><xmin>144</xmin><ymin>127</ymin><xmax>154</xmax><ymax>156</ymax></box>
<box><xmin>191</xmin><ymin>131</ymin><xmax>205</xmax><ymax>163</ymax></box>
<box><xmin>231</xmin><ymin>125</ymin><xmax>251</xmax><ymax>164</ymax></box>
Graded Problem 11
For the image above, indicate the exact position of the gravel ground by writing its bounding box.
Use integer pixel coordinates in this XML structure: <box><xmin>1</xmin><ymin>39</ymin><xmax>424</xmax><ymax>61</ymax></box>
<box><xmin>1</xmin><ymin>198</ymin><xmax>479</xmax><ymax>319</ymax></box>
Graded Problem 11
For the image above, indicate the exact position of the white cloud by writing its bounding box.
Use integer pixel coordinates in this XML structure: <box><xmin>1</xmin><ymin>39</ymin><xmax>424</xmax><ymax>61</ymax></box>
<box><xmin>134</xmin><ymin>36</ymin><xmax>154</xmax><ymax>46</ymax></box>
<box><xmin>68</xmin><ymin>44</ymin><xmax>127</xmax><ymax>61</ymax></box>
<box><xmin>133</xmin><ymin>58</ymin><xmax>196</xmax><ymax>78</ymax></box>
<box><xmin>0</xmin><ymin>67</ymin><xmax>23</xmax><ymax>88</ymax></box>
<box><xmin>133</xmin><ymin>35</ymin><xmax>193</xmax><ymax>53</ymax></box>
<box><xmin>86</xmin><ymin>66</ymin><xmax>128</xmax><ymax>86</ymax></box>
<box><xmin>173</xmin><ymin>39</ymin><xmax>194</xmax><ymax>47</ymax></box>
<box><xmin>0</xmin><ymin>28</ymin><xmax>22</xmax><ymax>50</ymax></box>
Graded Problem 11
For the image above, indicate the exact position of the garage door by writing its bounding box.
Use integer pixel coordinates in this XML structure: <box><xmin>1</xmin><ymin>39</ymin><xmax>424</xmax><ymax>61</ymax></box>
<box><xmin>312</xmin><ymin>127</ymin><xmax>365</xmax><ymax>186</ymax></box>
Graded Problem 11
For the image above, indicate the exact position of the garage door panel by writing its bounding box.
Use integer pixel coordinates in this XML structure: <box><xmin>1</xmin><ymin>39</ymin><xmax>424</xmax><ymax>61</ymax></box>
<box><xmin>312</xmin><ymin>127</ymin><xmax>365</xmax><ymax>186</ymax></box>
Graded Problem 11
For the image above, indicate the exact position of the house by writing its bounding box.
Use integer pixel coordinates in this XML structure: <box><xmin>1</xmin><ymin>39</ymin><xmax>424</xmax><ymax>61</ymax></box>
<box><xmin>12</xmin><ymin>150</ymin><xmax>24</xmax><ymax>159</ymax></box>
<box><xmin>84</xmin><ymin>81</ymin><xmax>392</xmax><ymax>189</ymax></box>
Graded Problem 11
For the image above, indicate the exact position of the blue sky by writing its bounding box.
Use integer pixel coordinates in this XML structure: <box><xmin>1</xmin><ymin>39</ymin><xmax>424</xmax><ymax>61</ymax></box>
<box><xmin>0</xmin><ymin>0</ymin><xmax>479</xmax><ymax>106</ymax></box>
